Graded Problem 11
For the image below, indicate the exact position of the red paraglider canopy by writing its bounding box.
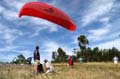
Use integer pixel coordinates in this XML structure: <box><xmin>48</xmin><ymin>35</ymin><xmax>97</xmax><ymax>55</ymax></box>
<box><xmin>19</xmin><ymin>2</ymin><xmax>76</xmax><ymax>31</ymax></box>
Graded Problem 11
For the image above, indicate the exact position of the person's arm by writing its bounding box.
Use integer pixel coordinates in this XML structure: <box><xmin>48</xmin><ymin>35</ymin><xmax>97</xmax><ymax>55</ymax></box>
<box><xmin>34</xmin><ymin>51</ymin><xmax>35</xmax><ymax>61</ymax></box>
<box><xmin>37</xmin><ymin>51</ymin><xmax>40</xmax><ymax>60</ymax></box>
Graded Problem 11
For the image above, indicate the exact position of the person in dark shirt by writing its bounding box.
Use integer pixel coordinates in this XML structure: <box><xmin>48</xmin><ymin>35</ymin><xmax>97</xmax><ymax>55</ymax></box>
<box><xmin>34</xmin><ymin>46</ymin><xmax>40</xmax><ymax>74</ymax></box>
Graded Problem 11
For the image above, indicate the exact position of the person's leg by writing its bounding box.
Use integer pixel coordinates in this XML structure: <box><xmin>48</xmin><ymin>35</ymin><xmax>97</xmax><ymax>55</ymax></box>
<box><xmin>114</xmin><ymin>60</ymin><xmax>118</xmax><ymax>64</ymax></box>
<box><xmin>45</xmin><ymin>69</ymin><xmax>50</xmax><ymax>74</ymax></box>
<box><xmin>34</xmin><ymin>65</ymin><xmax>38</xmax><ymax>74</ymax></box>
<box><xmin>34</xmin><ymin>60</ymin><xmax>39</xmax><ymax>74</ymax></box>
<box><xmin>49</xmin><ymin>68</ymin><xmax>54</xmax><ymax>72</ymax></box>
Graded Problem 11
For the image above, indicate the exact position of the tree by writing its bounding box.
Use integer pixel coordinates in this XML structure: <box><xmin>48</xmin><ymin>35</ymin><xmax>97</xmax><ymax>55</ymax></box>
<box><xmin>57</xmin><ymin>48</ymin><xmax>66</xmax><ymax>57</ymax></box>
<box><xmin>72</xmin><ymin>55</ymin><xmax>77</xmax><ymax>62</ymax></box>
<box><xmin>52</xmin><ymin>51</ymin><xmax>57</xmax><ymax>60</ymax></box>
<box><xmin>52</xmin><ymin>48</ymin><xmax>68</xmax><ymax>63</ymax></box>
<box><xmin>77</xmin><ymin>35</ymin><xmax>89</xmax><ymax>50</ymax></box>
<box><xmin>77</xmin><ymin>35</ymin><xmax>89</xmax><ymax>61</ymax></box>
<box><xmin>11</xmin><ymin>54</ymin><xmax>27</xmax><ymax>64</ymax></box>
<box><xmin>86</xmin><ymin>47</ymin><xmax>92</xmax><ymax>62</ymax></box>
<box><xmin>57</xmin><ymin>48</ymin><xmax>67</xmax><ymax>62</ymax></box>
<box><xmin>92</xmin><ymin>47</ymin><xmax>101</xmax><ymax>61</ymax></box>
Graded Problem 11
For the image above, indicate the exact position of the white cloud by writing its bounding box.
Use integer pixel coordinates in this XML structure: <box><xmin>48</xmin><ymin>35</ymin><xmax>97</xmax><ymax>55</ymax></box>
<box><xmin>0</xmin><ymin>23</ymin><xmax>24</xmax><ymax>45</ymax></box>
<box><xmin>0</xmin><ymin>45</ymin><xmax>30</xmax><ymax>55</ymax></box>
<box><xmin>81</xmin><ymin>0</ymin><xmax>119</xmax><ymax>43</ymax></box>
<box><xmin>0</xmin><ymin>53</ymin><xmax>16</xmax><ymax>62</ymax></box>
<box><xmin>104</xmin><ymin>32</ymin><xmax>120</xmax><ymax>42</ymax></box>
<box><xmin>27</xmin><ymin>18</ymin><xmax>58</xmax><ymax>37</ymax></box>
<box><xmin>71</xmin><ymin>35</ymin><xmax>79</xmax><ymax>45</ymax></box>
<box><xmin>18</xmin><ymin>15</ymin><xmax>59</xmax><ymax>38</ymax></box>
<box><xmin>42</xmin><ymin>41</ymin><xmax>60</xmax><ymax>53</ymax></box>
<box><xmin>109</xmin><ymin>19</ymin><xmax>120</xmax><ymax>33</ymax></box>
<box><xmin>64</xmin><ymin>47</ymin><xmax>74</xmax><ymax>55</ymax></box>
<box><xmin>88</xmin><ymin>17</ymin><xmax>120</xmax><ymax>42</ymax></box>
<box><xmin>3</xmin><ymin>0</ymin><xmax>36</xmax><ymax>10</ymax></box>
<box><xmin>72</xmin><ymin>37</ymin><xmax>78</xmax><ymax>45</ymax></box>
<box><xmin>0</xmin><ymin>49</ymin><xmax>32</xmax><ymax>62</ymax></box>
<box><xmin>3</xmin><ymin>10</ymin><xmax>18</xmax><ymax>20</ymax></box>
<box><xmin>93</xmin><ymin>39</ymin><xmax>120</xmax><ymax>50</ymax></box>
<box><xmin>0</xmin><ymin>5</ymin><xmax>5</xmax><ymax>13</ymax></box>
<box><xmin>42</xmin><ymin>41</ymin><xmax>73</xmax><ymax>55</ymax></box>
<box><xmin>14</xmin><ymin>50</ymin><xmax>32</xmax><ymax>58</ymax></box>
<box><xmin>0</xmin><ymin>45</ymin><xmax>33</xmax><ymax>62</ymax></box>
<box><xmin>11</xmin><ymin>1</ymin><xmax>24</xmax><ymax>10</ymax></box>
<box><xmin>88</xmin><ymin>28</ymin><xmax>110</xmax><ymax>41</ymax></box>
<box><xmin>82</xmin><ymin>0</ymin><xmax>115</xmax><ymax>26</ymax></box>
<box><xmin>0</xmin><ymin>0</ymin><xmax>24</xmax><ymax>20</ymax></box>
<box><xmin>100</xmin><ymin>17</ymin><xmax>110</xmax><ymax>23</ymax></box>
<box><xmin>0</xmin><ymin>45</ymin><xmax>20</xmax><ymax>52</ymax></box>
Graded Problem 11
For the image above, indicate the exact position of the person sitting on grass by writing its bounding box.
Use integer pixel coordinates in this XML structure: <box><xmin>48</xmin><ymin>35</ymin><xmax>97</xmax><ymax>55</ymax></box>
<box><xmin>44</xmin><ymin>59</ymin><xmax>54</xmax><ymax>74</ymax></box>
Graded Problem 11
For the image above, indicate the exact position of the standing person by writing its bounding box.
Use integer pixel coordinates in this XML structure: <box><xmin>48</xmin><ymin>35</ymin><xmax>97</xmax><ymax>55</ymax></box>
<box><xmin>34</xmin><ymin>46</ymin><xmax>40</xmax><ymax>74</ymax></box>
<box><xmin>44</xmin><ymin>59</ymin><xmax>54</xmax><ymax>74</ymax></box>
<box><xmin>68</xmin><ymin>56</ymin><xmax>73</xmax><ymax>67</ymax></box>
<box><xmin>113</xmin><ymin>56</ymin><xmax>118</xmax><ymax>64</ymax></box>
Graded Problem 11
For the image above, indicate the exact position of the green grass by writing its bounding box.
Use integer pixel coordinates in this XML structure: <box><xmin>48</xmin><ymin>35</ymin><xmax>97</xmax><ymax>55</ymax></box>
<box><xmin>0</xmin><ymin>62</ymin><xmax>120</xmax><ymax>79</ymax></box>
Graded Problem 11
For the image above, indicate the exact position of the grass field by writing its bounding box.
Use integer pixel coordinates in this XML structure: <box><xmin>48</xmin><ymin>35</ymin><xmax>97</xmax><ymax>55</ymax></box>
<box><xmin>0</xmin><ymin>62</ymin><xmax>120</xmax><ymax>79</ymax></box>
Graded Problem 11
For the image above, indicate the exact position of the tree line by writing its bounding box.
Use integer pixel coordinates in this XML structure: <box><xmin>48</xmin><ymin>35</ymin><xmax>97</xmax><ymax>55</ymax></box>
<box><xmin>11</xmin><ymin>54</ymin><xmax>28</xmax><ymax>64</ymax></box>
<box><xmin>52</xmin><ymin>35</ymin><xmax>120</xmax><ymax>62</ymax></box>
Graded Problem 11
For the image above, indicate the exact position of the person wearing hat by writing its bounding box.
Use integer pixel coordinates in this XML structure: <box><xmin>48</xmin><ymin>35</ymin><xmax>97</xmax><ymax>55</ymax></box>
<box><xmin>34</xmin><ymin>46</ymin><xmax>40</xmax><ymax>74</ymax></box>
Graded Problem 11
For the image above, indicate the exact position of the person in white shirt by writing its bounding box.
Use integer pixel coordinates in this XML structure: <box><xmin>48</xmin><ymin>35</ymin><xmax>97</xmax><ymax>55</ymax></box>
<box><xmin>44</xmin><ymin>59</ymin><xmax>54</xmax><ymax>74</ymax></box>
<box><xmin>113</xmin><ymin>56</ymin><xmax>118</xmax><ymax>64</ymax></box>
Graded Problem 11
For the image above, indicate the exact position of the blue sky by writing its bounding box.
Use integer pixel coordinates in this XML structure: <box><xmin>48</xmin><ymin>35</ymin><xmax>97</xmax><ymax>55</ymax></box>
<box><xmin>0</xmin><ymin>0</ymin><xmax>120</xmax><ymax>62</ymax></box>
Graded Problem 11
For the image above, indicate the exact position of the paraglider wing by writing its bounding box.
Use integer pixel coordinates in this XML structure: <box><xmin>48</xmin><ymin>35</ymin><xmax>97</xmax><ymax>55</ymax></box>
<box><xmin>19</xmin><ymin>2</ymin><xmax>76</xmax><ymax>31</ymax></box>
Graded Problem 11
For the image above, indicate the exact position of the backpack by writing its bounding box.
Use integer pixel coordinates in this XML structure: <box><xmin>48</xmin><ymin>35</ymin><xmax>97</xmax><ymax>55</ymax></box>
<box><xmin>38</xmin><ymin>63</ymin><xmax>44</xmax><ymax>73</ymax></box>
